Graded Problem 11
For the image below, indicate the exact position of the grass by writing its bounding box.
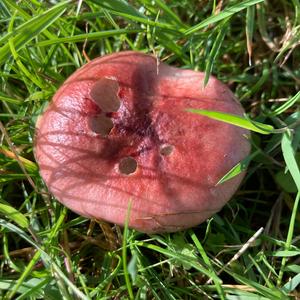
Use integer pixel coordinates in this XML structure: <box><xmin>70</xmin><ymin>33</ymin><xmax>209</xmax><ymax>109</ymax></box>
<box><xmin>0</xmin><ymin>0</ymin><xmax>300</xmax><ymax>299</ymax></box>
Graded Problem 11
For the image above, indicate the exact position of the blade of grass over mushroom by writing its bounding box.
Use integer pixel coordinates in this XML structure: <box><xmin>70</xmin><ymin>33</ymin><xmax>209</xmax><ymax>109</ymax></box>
<box><xmin>183</xmin><ymin>0</ymin><xmax>264</xmax><ymax>36</ymax></box>
<box><xmin>0</xmin><ymin>2</ymin><xmax>68</xmax><ymax>65</ymax></box>
<box><xmin>187</xmin><ymin>109</ymin><xmax>274</xmax><ymax>134</ymax></box>
<box><xmin>36</xmin><ymin>29</ymin><xmax>143</xmax><ymax>47</ymax></box>
<box><xmin>217</xmin><ymin>151</ymin><xmax>259</xmax><ymax>185</ymax></box>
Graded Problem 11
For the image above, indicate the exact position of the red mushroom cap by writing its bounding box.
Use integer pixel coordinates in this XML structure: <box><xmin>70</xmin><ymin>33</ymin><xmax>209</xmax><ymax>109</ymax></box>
<box><xmin>35</xmin><ymin>51</ymin><xmax>250</xmax><ymax>233</ymax></box>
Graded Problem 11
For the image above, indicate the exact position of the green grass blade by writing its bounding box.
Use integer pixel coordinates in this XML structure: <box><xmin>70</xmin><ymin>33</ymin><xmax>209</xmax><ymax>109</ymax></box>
<box><xmin>281</xmin><ymin>132</ymin><xmax>300</xmax><ymax>192</ymax></box>
<box><xmin>0</xmin><ymin>2</ymin><xmax>68</xmax><ymax>65</ymax></box>
<box><xmin>0</xmin><ymin>220</ymin><xmax>88</xmax><ymax>299</ymax></box>
<box><xmin>189</xmin><ymin>230</ymin><xmax>225</xmax><ymax>300</ymax></box>
<box><xmin>36</xmin><ymin>29</ymin><xmax>143</xmax><ymax>47</ymax></box>
<box><xmin>91</xmin><ymin>0</ymin><xmax>179</xmax><ymax>32</ymax></box>
<box><xmin>152</xmin><ymin>0</ymin><xmax>186</xmax><ymax>27</ymax></box>
<box><xmin>139</xmin><ymin>0</ymin><xmax>186</xmax><ymax>28</ymax></box>
<box><xmin>274</xmin><ymin>26</ymin><xmax>300</xmax><ymax>64</ymax></box>
<box><xmin>15</xmin><ymin>278</ymin><xmax>52</xmax><ymax>300</ymax></box>
<box><xmin>184</xmin><ymin>0</ymin><xmax>264</xmax><ymax>35</ymax></box>
<box><xmin>256</xmin><ymin>2</ymin><xmax>278</xmax><ymax>52</ymax></box>
<box><xmin>8</xmin><ymin>12</ymin><xmax>45</xmax><ymax>89</ymax></box>
<box><xmin>0</xmin><ymin>202</ymin><xmax>29</xmax><ymax>229</ymax></box>
<box><xmin>277</xmin><ymin>132</ymin><xmax>300</xmax><ymax>285</ymax></box>
<box><xmin>0</xmin><ymin>92</ymin><xmax>22</xmax><ymax>105</ymax></box>
<box><xmin>204</xmin><ymin>20</ymin><xmax>229</xmax><ymax>86</ymax></box>
<box><xmin>137</xmin><ymin>241</ymin><xmax>215</xmax><ymax>279</ymax></box>
<box><xmin>240</xmin><ymin>61</ymin><xmax>270</xmax><ymax>100</ymax></box>
<box><xmin>92</xmin><ymin>0</ymin><xmax>146</xmax><ymax>18</ymax></box>
<box><xmin>6</xmin><ymin>251</ymin><xmax>43</xmax><ymax>300</ymax></box>
<box><xmin>277</xmin><ymin>192</ymin><xmax>300</xmax><ymax>287</ymax></box>
<box><xmin>0</xmin><ymin>0</ymin><xmax>68</xmax><ymax>45</ymax></box>
<box><xmin>224</xmin><ymin>269</ymin><xmax>287</xmax><ymax>299</ymax></box>
<box><xmin>269</xmin><ymin>91</ymin><xmax>300</xmax><ymax>116</ymax></box>
<box><xmin>282</xmin><ymin>272</ymin><xmax>300</xmax><ymax>294</ymax></box>
<box><xmin>122</xmin><ymin>201</ymin><xmax>134</xmax><ymax>300</ymax></box>
<box><xmin>0</xmin><ymin>1</ymin><xmax>10</xmax><ymax>18</ymax></box>
<box><xmin>0</xmin><ymin>278</ymin><xmax>49</xmax><ymax>299</ymax></box>
<box><xmin>217</xmin><ymin>150</ymin><xmax>259</xmax><ymax>184</ymax></box>
<box><xmin>1</xmin><ymin>0</ymin><xmax>77</xmax><ymax>64</ymax></box>
<box><xmin>187</xmin><ymin>109</ymin><xmax>274</xmax><ymax>134</ymax></box>
<box><xmin>89</xmin><ymin>255</ymin><xmax>122</xmax><ymax>297</ymax></box>
<box><xmin>272</xmin><ymin>250</ymin><xmax>300</xmax><ymax>257</ymax></box>
<box><xmin>0</xmin><ymin>147</ymin><xmax>38</xmax><ymax>173</ymax></box>
<box><xmin>246</xmin><ymin>5</ymin><xmax>255</xmax><ymax>65</ymax></box>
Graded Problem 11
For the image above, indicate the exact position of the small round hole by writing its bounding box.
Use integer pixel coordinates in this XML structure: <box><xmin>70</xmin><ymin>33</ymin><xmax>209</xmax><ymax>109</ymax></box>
<box><xmin>160</xmin><ymin>144</ymin><xmax>174</xmax><ymax>156</ymax></box>
<box><xmin>89</xmin><ymin>115</ymin><xmax>113</xmax><ymax>137</ymax></box>
<box><xmin>119</xmin><ymin>157</ymin><xmax>138</xmax><ymax>175</ymax></box>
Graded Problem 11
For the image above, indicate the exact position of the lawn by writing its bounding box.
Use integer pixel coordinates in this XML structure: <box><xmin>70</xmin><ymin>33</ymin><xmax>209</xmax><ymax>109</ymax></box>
<box><xmin>0</xmin><ymin>0</ymin><xmax>300</xmax><ymax>299</ymax></box>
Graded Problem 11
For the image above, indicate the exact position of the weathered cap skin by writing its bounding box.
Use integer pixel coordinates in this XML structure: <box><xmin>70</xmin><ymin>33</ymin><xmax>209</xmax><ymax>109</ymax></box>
<box><xmin>35</xmin><ymin>51</ymin><xmax>250</xmax><ymax>233</ymax></box>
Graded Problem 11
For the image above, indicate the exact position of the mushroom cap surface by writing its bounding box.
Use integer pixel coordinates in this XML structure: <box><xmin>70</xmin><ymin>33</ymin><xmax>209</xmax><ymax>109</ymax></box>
<box><xmin>35</xmin><ymin>51</ymin><xmax>250</xmax><ymax>233</ymax></box>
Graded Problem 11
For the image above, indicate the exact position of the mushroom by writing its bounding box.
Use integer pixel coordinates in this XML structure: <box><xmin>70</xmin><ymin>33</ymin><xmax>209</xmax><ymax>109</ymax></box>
<box><xmin>35</xmin><ymin>51</ymin><xmax>250</xmax><ymax>233</ymax></box>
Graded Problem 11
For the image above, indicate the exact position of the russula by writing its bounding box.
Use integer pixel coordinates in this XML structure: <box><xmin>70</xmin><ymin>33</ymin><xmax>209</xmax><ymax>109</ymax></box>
<box><xmin>35</xmin><ymin>51</ymin><xmax>250</xmax><ymax>233</ymax></box>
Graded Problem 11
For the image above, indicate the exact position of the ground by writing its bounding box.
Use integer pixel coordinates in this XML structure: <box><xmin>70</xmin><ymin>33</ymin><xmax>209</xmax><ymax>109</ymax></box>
<box><xmin>0</xmin><ymin>0</ymin><xmax>300</xmax><ymax>299</ymax></box>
